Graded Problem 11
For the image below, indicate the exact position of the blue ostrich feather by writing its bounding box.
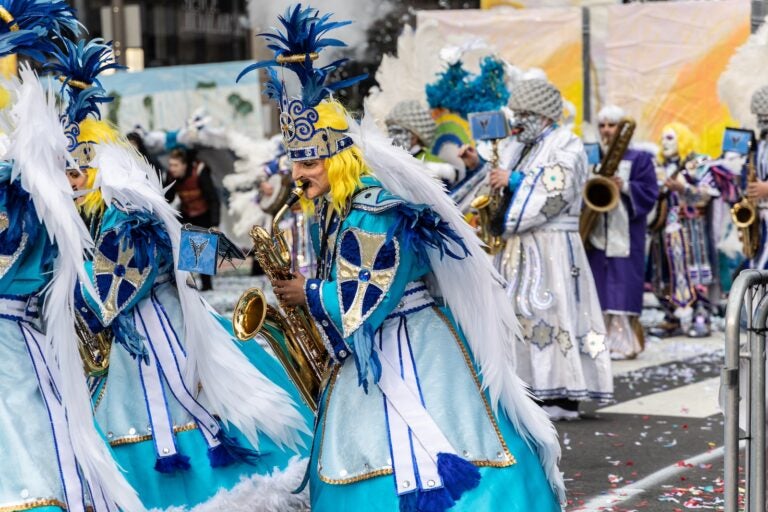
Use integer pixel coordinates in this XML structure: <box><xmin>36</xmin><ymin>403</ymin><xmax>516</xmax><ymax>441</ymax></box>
<box><xmin>426</xmin><ymin>56</ymin><xmax>509</xmax><ymax>118</ymax></box>
<box><xmin>0</xmin><ymin>0</ymin><xmax>82</xmax><ymax>61</ymax></box>
<box><xmin>46</xmin><ymin>38</ymin><xmax>125</xmax><ymax>123</ymax></box>
<box><xmin>237</xmin><ymin>4</ymin><xmax>366</xmax><ymax>108</ymax></box>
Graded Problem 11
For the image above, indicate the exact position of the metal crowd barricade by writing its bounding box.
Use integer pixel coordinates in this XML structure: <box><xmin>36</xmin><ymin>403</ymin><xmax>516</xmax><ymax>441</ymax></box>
<box><xmin>723</xmin><ymin>269</ymin><xmax>768</xmax><ymax>512</ymax></box>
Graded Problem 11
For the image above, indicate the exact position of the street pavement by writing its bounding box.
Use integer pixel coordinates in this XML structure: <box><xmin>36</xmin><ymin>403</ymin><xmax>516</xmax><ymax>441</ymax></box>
<box><xmin>560</xmin><ymin>334</ymin><xmax>731</xmax><ymax>511</ymax></box>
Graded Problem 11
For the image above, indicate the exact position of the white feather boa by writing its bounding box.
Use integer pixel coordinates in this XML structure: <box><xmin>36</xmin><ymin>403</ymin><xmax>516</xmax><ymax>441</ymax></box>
<box><xmin>91</xmin><ymin>142</ymin><xmax>309</xmax><ymax>451</ymax></box>
<box><xmin>8</xmin><ymin>66</ymin><xmax>144</xmax><ymax>511</ymax></box>
<box><xmin>348</xmin><ymin>113</ymin><xmax>565</xmax><ymax>502</ymax></box>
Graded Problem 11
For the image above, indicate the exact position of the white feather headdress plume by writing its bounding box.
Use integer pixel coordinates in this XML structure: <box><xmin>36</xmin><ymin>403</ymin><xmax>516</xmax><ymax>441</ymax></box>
<box><xmin>91</xmin><ymin>142</ymin><xmax>309</xmax><ymax>450</ymax></box>
<box><xmin>348</xmin><ymin>112</ymin><xmax>565</xmax><ymax>502</ymax></box>
<box><xmin>718</xmin><ymin>17</ymin><xmax>768</xmax><ymax>128</ymax></box>
<box><xmin>8</xmin><ymin>64</ymin><xmax>144</xmax><ymax>511</ymax></box>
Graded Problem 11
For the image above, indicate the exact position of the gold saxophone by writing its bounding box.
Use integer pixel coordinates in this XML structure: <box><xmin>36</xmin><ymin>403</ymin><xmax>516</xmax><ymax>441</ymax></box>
<box><xmin>232</xmin><ymin>187</ymin><xmax>330</xmax><ymax>411</ymax></box>
<box><xmin>731</xmin><ymin>147</ymin><xmax>761</xmax><ymax>260</ymax></box>
<box><xmin>470</xmin><ymin>139</ymin><xmax>506</xmax><ymax>255</ymax></box>
<box><xmin>76</xmin><ymin>314</ymin><xmax>112</xmax><ymax>377</ymax></box>
<box><xmin>579</xmin><ymin>118</ymin><xmax>636</xmax><ymax>244</ymax></box>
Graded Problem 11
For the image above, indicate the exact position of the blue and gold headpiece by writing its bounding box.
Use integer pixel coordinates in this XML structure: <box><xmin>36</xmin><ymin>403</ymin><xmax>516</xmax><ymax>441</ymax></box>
<box><xmin>237</xmin><ymin>4</ymin><xmax>366</xmax><ymax>161</ymax></box>
<box><xmin>0</xmin><ymin>0</ymin><xmax>81</xmax><ymax>61</ymax></box>
<box><xmin>47</xmin><ymin>38</ymin><xmax>124</xmax><ymax>169</ymax></box>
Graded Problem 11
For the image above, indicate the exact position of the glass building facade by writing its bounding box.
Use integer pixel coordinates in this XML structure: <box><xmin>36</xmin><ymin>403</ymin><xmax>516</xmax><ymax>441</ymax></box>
<box><xmin>73</xmin><ymin>0</ymin><xmax>250</xmax><ymax>69</ymax></box>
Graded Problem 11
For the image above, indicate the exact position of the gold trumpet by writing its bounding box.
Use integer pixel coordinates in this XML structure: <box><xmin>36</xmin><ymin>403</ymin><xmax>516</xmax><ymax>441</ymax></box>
<box><xmin>579</xmin><ymin>118</ymin><xmax>636</xmax><ymax>243</ymax></box>
<box><xmin>232</xmin><ymin>186</ymin><xmax>329</xmax><ymax>411</ymax></box>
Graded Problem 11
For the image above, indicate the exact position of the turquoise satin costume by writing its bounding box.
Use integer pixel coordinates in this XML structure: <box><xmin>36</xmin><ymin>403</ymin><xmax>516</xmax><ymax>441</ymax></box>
<box><xmin>75</xmin><ymin>202</ymin><xmax>312</xmax><ymax>511</ymax></box>
<box><xmin>0</xmin><ymin>166</ymin><xmax>76</xmax><ymax>512</ymax></box>
<box><xmin>304</xmin><ymin>176</ymin><xmax>560</xmax><ymax>512</ymax></box>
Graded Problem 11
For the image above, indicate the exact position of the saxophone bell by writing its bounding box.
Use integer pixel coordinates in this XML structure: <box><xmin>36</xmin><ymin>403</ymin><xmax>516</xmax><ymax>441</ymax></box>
<box><xmin>582</xmin><ymin>175</ymin><xmax>620</xmax><ymax>213</ymax></box>
<box><xmin>232</xmin><ymin>288</ymin><xmax>268</xmax><ymax>341</ymax></box>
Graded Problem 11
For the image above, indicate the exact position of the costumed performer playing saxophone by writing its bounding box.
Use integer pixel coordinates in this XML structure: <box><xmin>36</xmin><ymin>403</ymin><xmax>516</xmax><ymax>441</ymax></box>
<box><xmin>244</xmin><ymin>5</ymin><xmax>565</xmax><ymax>511</ymax></box>
<box><xmin>460</xmin><ymin>79</ymin><xmax>612</xmax><ymax>421</ymax></box>
<box><xmin>55</xmin><ymin>38</ymin><xmax>312</xmax><ymax>511</ymax></box>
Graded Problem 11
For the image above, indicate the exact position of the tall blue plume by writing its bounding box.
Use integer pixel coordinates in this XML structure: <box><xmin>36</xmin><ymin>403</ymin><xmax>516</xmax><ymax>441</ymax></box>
<box><xmin>236</xmin><ymin>4</ymin><xmax>366</xmax><ymax>107</ymax></box>
<box><xmin>0</xmin><ymin>0</ymin><xmax>82</xmax><ymax>62</ymax></box>
<box><xmin>46</xmin><ymin>38</ymin><xmax>125</xmax><ymax>123</ymax></box>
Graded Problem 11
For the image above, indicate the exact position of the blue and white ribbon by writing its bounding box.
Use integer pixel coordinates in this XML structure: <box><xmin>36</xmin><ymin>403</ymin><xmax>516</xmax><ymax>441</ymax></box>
<box><xmin>375</xmin><ymin>284</ymin><xmax>455</xmax><ymax>496</ymax></box>
<box><xmin>133</xmin><ymin>292</ymin><xmax>224</xmax><ymax>467</ymax></box>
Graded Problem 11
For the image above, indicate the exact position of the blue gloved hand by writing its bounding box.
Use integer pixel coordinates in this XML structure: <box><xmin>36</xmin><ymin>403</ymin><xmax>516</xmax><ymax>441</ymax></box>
<box><xmin>508</xmin><ymin>170</ymin><xmax>524</xmax><ymax>192</ymax></box>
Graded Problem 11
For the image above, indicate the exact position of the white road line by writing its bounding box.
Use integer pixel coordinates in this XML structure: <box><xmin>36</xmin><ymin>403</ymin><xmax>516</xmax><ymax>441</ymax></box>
<box><xmin>575</xmin><ymin>443</ymin><xmax>737</xmax><ymax>511</ymax></box>
<box><xmin>598</xmin><ymin>377</ymin><xmax>721</xmax><ymax>418</ymax></box>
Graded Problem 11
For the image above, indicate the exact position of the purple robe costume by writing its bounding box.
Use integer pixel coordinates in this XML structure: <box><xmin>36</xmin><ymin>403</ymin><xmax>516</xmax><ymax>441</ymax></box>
<box><xmin>587</xmin><ymin>149</ymin><xmax>659</xmax><ymax>315</ymax></box>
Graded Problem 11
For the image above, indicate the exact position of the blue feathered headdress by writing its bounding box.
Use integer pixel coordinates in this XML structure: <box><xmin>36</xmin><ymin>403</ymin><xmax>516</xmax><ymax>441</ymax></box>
<box><xmin>237</xmin><ymin>4</ymin><xmax>366</xmax><ymax>161</ymax></box>
<box><xmin>47</xmin><ymin>38</ymin><xmax>124</xmax><ymax>125</ymax></box>
<box><xmin>0</xmin><ymin>0</ymin><xmax>82</xmax><ymax>62</ymax></box>
<box><xmin>47</xmin><ymin>38</ymin><xmax>124</xmax><ymax>168</ymax></box>
<box><xmin>426</xmin><ymin>56</ymin><xmax>510</xmax><ymax>118</ymax></box>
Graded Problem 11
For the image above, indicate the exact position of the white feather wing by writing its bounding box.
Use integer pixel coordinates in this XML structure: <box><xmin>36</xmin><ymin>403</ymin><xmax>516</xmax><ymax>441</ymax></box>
<box><xmin>9</xmin><ymin>65</ymin><xmax>144</xmax><ymax>511</ymax></box>
<box><xmin>718</xmin><ymin>17</ymin><xmax>768</xmax><ymax>128</ymax></box>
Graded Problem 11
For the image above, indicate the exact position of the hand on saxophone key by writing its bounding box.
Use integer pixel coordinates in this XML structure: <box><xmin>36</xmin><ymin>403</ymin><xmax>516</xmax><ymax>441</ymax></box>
<box><xmin>489</xmin><ymin>168</ymin><xmax>511</xmax><ymax>191</ymax></box>
<box><xmin>273</xmin><ymin>271</ymin><xmax>307</xmax><ymax>306</ymax></box>
<box><xmin>747</xmin><ymin>181</ymin><xmax>768</xmax><ymax>200</ymax></box>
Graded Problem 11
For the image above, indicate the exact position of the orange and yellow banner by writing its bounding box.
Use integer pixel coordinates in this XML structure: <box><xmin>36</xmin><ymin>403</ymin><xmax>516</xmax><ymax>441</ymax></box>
<box><xmin>418</xmin><ymin>7</ymin><xmax>584</xmax><ymax>133</ymax></box>
<box><xmin>603</xmin><ymin>0</ymin><xmax>750</xmax><ymax>156</ymax></box>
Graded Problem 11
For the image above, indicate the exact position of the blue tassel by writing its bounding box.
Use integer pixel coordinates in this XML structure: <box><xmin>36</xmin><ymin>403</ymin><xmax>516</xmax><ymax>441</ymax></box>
<box><xmin>208</xmin><ymin>430</ymin><xmax>261</xmax><ymax>467</ymax></box>
<box><xmin>351</xmin><ymin>324</ymin><xmax>376</xmax><ymax>393</ymax></box>
<box><xmin>114</xmin><ymin>312</ymin><xmax>149</xmax><ymax>363</ymax></box>
<box><xmin>208</xmin><ymin>443</ymin><xmax>236</xmax><ymax>468</ymax></box>
<box><xmin>437</xmin><ymin>452</ymin><xmax>481</xmax><ymax>501</ymax></box>
<box><xmin>398</xmin><ymin>491</ymin><xmax>419</xmax><ymax>512</ymax></box>
<box><xmin>416</xmin><ymin>487</ymin><xmax>455</xmax><ymax>512</ymax></box>
<box><xmin>154</xmin><ymin>453</ymin><xmax>190</xmax><ymax>474</ymax></box>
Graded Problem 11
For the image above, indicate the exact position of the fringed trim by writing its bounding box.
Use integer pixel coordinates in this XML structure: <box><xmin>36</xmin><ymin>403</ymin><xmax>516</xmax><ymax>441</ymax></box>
<box><xmin>386</xmin><ymin>203</ymin><xmax>469</xmax><ymax>267</ymax></box>
<box><xmin>396</xmin><ymin>453</ymin><xmax>481</xmax><ymax>512</ymax></box>
<box><xmin>208</xmin><ymin>430</ymin><xmax>261</xmax><ymax>468</ymax></box>
<box><xmin>437</xmin><ymin>452</ymin><xmax>481</xmax><ymax>500</ymax></box>
<box><xmin>151</xmin><ymin>456</ymin><xmax>310</xmax><ymax>512</ymax></box>
<box><xmin>154</xmin><ymin>453</ymin><xmax>191</xmax><ymax>474</ymax></box>
<box><xmin>351</xmin><ymin>323</ymin><xmax>381</xmax><ymax>393</ymax></box>
<box><xmin>114</xmin><ymin>311</ymin><xmax>149</xmax><ymax>362</ymax></box>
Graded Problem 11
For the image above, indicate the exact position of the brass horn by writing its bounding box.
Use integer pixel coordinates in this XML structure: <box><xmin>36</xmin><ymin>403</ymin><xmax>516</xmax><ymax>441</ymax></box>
<box><xmin>582</xmin><ymin>175</ymin><xmax>621</xmax><ymax>213</ymax></box>
<box><xmin>233</xmin><ymin>288</ymin><xmax>268</xmax><ymax>341</ymax></box>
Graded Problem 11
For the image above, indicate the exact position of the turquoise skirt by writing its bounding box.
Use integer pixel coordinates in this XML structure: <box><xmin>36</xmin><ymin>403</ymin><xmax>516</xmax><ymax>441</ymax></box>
<box><xmin>309</xmin><ymin>307</ymin><xmax>561</xmax><ymax>512</ymax></box>
<box><xmin>95</xmin><ymin>286</ymin><xmax>313</xmax><ymax>510</ymax></box>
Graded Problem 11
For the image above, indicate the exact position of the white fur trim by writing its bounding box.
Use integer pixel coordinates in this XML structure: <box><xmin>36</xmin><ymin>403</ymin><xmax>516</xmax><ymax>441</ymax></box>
<box><xmin>153</xmin><ymin>456</ymin><xmax>309</xmax><ymax>512</ymax></box>
<box><xmin>597</xmin><ymin>105</ymin><xmax>626</xmax><ymax>123</ymax></box>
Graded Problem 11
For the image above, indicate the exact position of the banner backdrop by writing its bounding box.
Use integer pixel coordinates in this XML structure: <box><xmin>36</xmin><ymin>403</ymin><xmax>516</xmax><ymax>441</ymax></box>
<box><xmin>418</xmin><ymin>7</ymin><xmax>584</xmax><ymax>133</ymax></box>
<box><xmin>98</xmin><ymin>60</ymin><xmax>263</xmax><ymax>139</ymax></box>
<box><xmin>603</xmin><ymin>0</ymin><xmax>750</xmax><ymax>156</ymax></box>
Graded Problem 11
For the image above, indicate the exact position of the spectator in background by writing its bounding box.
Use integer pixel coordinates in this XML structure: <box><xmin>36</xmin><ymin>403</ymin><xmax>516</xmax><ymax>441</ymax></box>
<box><xmin>126</xmin><ymin>131</ymin><xmax>166</xmax><ymax>178</ymax></box>
<box><xmin>165</xmin><ymin>147</ymin><xmax>221</xmax><ymax>291</ymax></box>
